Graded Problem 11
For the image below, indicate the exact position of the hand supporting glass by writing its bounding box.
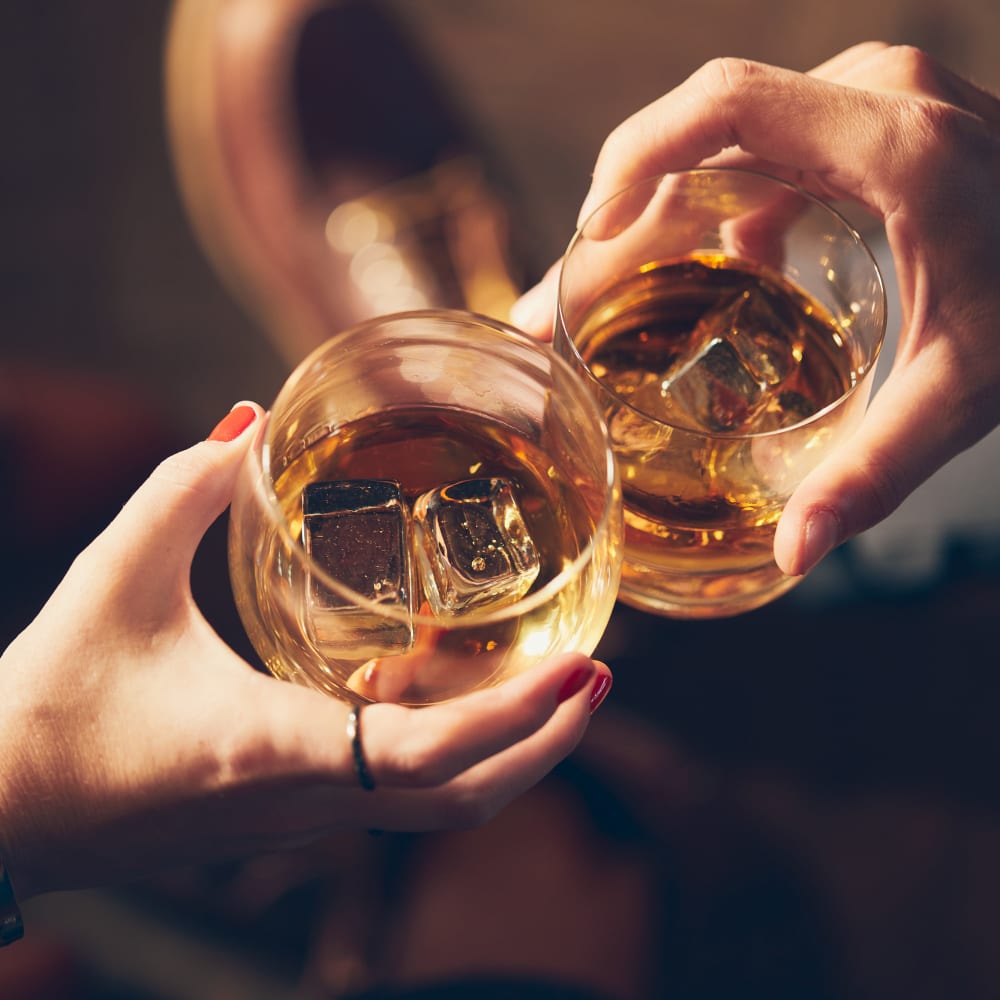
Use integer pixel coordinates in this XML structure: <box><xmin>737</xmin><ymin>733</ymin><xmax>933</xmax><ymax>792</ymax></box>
<box><xmin>553</xmin><ymin>168</ymin><xmax>886</xmax><ymax>618</ymax></box>
<box><xmin>229</xmin><ymin>310</ymin><xmax>622</xmax><ymax>705</ymax></box>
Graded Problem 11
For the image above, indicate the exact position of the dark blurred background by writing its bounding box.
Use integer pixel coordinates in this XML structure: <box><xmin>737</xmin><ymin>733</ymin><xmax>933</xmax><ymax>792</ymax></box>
<box><xmin>2</xmin><ymin>2</ymin><xmax>1000</xmax><ymax>998</ymax></box>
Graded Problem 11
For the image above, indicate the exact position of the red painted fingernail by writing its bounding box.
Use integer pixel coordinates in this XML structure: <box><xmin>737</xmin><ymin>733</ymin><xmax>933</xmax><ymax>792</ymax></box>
<box><xmin>589</xmin><ymin>667</ymin><xmax>613</xmax><ymax>714</ymax></box>
<box><xmin>207</xmin><ymin>404</ymin><xmax>256</xmax><ymax>442</ymax></box>
<box><xmin>556</xmin><ymin>666</ymin><xmax>592</xmax><ymax>704</ymax></box>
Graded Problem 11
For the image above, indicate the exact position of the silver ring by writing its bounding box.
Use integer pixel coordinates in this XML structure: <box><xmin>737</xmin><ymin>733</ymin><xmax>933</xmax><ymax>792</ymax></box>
<box><xmin>347</xmin><ymin>706</ymin><xmax>376</xmax><ymax>791</ymax></box>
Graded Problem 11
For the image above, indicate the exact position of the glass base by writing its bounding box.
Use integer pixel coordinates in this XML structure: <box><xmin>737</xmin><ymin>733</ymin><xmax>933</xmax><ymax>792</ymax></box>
<box><xmin>616</xmin><ymin>561</ymin><xmax>803</xmax><ymax>619</ymax></box>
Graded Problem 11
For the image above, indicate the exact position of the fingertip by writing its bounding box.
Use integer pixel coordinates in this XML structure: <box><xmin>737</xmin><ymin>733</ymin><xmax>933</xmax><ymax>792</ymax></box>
<box><xmin>118</xmin><ymin>400</ymin><xmax>263</xmax><ymax>554</ymax></box>
<box><xmin>509</xmin><ymin>284</ymin><xmax>553</xmax><ymax>339</ymax></box>
<box><xmin>775</xmin><ymin>504</ymin><xmax>842</xmax><ymax>577</ymax></box>
<box><xmin>548</xmin><ymin>653</ymin><xmax>613</xmax><ymax>715</ymax></box>
<box><xmin>773</xmin><ymin>506</ymin><xmax>800</xmax><ymax>576</ymax></box>
<box><xmin>589</xmin><ymin>662</ymin><xmax>613</xmax><ymax>714</ymax></box>
<box><xmin>556</xmin><ymin>661</ymin><xmax>595</xmax><ymax>705</ymax></box>
<box><xmin>207</xmin><ymin>401</ymin><xmax>262</xmax><ymax>443</ymax></box>
<box><xmin>799</xmin><ymin>508</ymin><xmax>843</xmax><ymax>575</ymax></box>
<box><xmin>511</xmin><ymin>259</ymin><xmax>565</xmax><ymax>340</ymax></box>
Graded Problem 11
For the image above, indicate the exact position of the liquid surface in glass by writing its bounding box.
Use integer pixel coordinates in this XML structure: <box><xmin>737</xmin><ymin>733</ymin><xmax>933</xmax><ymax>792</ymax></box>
<box><xmin>570</xmin><ymin>253</ymin><xmax>856</xmax><ymax>614</ymax></box>
<box><xmin>241</xmin><ymin>405</ymin><xmax>613</xmax><ymax>703</ymax></box>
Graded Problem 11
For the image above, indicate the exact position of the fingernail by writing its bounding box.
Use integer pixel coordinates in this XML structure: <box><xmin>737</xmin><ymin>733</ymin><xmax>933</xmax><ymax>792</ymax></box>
<box><xmin>798</xmin><ymin>508</ymin><xmax>841</xmax><ymax>576</ymax></box>
<box><xmin>556</xmin><ymin>665</ymin><xmax>593</xmax><ymax>704</ymax></box>
<box><xmin>589</xmin><ymin>666</ymin><xmax>613</xmax><ymax>714</ymax></box>
<box><xmin>207</xmin><ymin>404</ymin><xmax>257</xmax><ymax>442</ymax></box>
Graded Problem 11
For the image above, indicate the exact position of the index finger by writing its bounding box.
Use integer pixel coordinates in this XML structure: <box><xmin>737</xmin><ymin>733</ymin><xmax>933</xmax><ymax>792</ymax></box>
<box><xmin>578</xmin><ymin>57</ymin><xmax>906</xmax><ymax>227</ymax></box>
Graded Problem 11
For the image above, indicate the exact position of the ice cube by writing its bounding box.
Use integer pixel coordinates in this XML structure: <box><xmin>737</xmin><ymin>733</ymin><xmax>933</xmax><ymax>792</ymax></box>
<box><xmin>604</xmin><ymin>367</ymin><xmax>675</xmax><ymax>460</ymax></box>
<box><xmin>755</xmin><ymin>388</ymin><xmax>819</xmax><ymax>432</ymax></box>
<box><xmin>301</xmin><ymin>480</ymin><xmax>414</xmax><ymax>656</ymax></box>
<box><xmin>661</xmin><ymin>334</ymin><xmax>767</xmax><ymax>433</ymax></box>
<box><xmin>607</xmin><ymin>396</ymin><xmax>674</xmax><ymax>463</ymax></box>
<box><xmin>721</xmin><ymin>285</ymin><xmax>800</xmax><ymax>386</ymax></box>
<box><xmin>413</xmin><ymin>477</ymin><xmax>540</xmax><ymax>615</ymax></box>
<box><xmin>651</xmin><ymin>286</ymin><xmax>804</xmax><ymax>434</ymax></box>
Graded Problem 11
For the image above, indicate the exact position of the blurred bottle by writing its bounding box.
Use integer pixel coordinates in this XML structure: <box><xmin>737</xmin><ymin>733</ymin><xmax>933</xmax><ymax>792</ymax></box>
<box><xmin>165</xmin><ymin>0</ymin><xmax>523</xmax><ymax>365</ymax></box>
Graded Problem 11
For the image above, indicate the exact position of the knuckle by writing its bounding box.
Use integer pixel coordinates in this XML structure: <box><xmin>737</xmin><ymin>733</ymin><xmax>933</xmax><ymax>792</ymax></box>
<box><xmin>845</xmin><ymin>39</ymin><xmax>890</xmax><ymax>59</ymax></box>
<box><xmin>875</xmin><ymin>96</ymin><xmax>990</xmax><ymax>216</ymax></box>
<box><xmin>211</xmin><ymin>692</ymin><xmax>310</xmax><ymax>790</ymax></box>
<box><xmin>190</xmin><ymin>731</ymin><xmax>249</xmax><ymax>792</ymax></box>
<box><xmin>876</xmin><ymin>44</ymin><xmax>941</xmax><ymax>93</ymax></box>
<box><xmin>595</xmin><ymin>119</ymin><xmax>635</xmax><ymax>171</ymax></box>
<box><xmin>698</xmin><ymin>56</ymin><xmax>763</xmax><ymax>98</ymax></box>
<box><xmin>874</xmin><ymin>45</ymin><xmax>994</xmax><ymax>155</ymax></box>
<box><xmin>149</xmin><ymin>446</ymin><xmax>209</xmax><ymax>495</ymax></box>
<box><xmin>691</xmin><ymin>57</ymin><xmax>767</xmax><ymax>147</ymax></box>
<box><xmin>434</xmin><ymin>789</ymin><xmax>500</xmax><ymax>831</ymax></box>
<box><xmin>897</xmin><ymin>94</ymin><xmax>963</xmax><ymax>148</ymax></box>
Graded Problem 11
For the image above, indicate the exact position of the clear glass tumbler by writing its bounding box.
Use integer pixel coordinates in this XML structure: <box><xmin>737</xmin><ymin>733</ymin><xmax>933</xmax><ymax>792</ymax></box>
<box><xmin>554</xmin><ymin>168</ymin><xmax>886</xmax><ymax>618</ymax></box>
<box><xmin>229</xmin><ymin>309</ymin><xmax>623</xmax><ymax>705</ymax></box>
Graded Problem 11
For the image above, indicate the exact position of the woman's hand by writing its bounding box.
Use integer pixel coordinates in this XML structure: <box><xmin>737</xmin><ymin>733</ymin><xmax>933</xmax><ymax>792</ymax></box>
<box><xmin>0</xmin><ymin>403</ymin><xmax>609</xmax><ymax>902</ymax></box>
<box><xmin>512</xmin><ymin>43</ymin><xmax>1000</xmax><ymax>577</ymax></box>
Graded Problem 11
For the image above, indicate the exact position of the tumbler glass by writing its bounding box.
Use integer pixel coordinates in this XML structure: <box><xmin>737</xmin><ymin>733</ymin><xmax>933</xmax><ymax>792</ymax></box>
<box><xmin>229</xmin><ymin>309</ymin><xmax>623</xmax><ymax>704</ymax></box>
<box><xmin>554</xmin><ymin>168</ymin><xmax>886</xmax><ymax>618</ymax></box>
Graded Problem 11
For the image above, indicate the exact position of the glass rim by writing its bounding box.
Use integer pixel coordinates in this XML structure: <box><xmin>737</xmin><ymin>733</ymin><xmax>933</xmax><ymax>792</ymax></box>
<box><xmin>556</xmin><ymin>166</ymin><xmax>888</xmax><ymax>441</ymax></box>
<box><xmin>248</xmin><ymin>307</ymin><xmax>622</xmax><ymax>628</ymax></box>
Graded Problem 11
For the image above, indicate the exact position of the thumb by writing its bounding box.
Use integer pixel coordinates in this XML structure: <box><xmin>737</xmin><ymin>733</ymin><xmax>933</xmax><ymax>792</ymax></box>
<box><xmin>774</xmin><ymin>342</ymin><xmax>985</xmax><ymax>576</ymax></box>
<box><xmin>509</xmin><ymin>260</ymin><xmax>561</xmax><ymax>340</ymax></box>
<box><xmin>97</xmin><ymin>402</ymin><xmax>264</xmax><ymax>579</ymax></box>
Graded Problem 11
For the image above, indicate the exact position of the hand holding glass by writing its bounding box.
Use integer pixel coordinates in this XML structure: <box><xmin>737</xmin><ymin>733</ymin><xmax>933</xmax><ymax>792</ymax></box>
<box><xmin>229</xmin><ymin>310</ymin><xmax>622</xmax><ymax>705</ymax></box>
<box><xmin>553</xmin><ymin>168</ymin><xmax>886</xmax><ymax>618</ymax></box>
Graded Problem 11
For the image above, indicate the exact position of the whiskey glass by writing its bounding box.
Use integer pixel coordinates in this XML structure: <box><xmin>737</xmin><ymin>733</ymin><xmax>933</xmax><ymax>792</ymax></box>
<box><xmin>229</xmin><ymin>310</ymin><xmax>623</xmax><ymax>705</ymax></box>
<box><xmin>554</xmin><ymin>168</ymin><xmax>886</xmax><ymax>618</ymax></box>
